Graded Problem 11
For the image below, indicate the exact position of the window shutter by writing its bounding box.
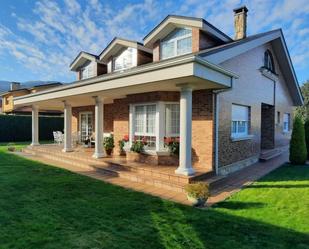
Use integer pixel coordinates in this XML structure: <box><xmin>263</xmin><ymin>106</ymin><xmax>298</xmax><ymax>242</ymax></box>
<box><xmin>232</xmin><ymin>105</ymin><xmax>248</xmax><ymax>121</ymax></box>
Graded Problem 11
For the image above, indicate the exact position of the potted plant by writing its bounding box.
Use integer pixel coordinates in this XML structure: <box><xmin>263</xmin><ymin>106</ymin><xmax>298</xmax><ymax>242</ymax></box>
<box><xmin>103</xmin><ymin>135</ymin><xmax>114</xmax><ymax>156</ymax></box>
<box><xmin>164</xmin><ymin>137</ymin><xmax>180</xmax><ymax>156</ymax></box>
<box><xmin>118</xmin><ymin>140</ymin><xmax>125</xmax><ymax>156</ymax></box>
<box><xmin>184</xmin><ymin>182</ymin><xmax>210</xmax><ymax>207</ymax></box>
<box><xmin>130</xmin><ymin>139</ymin><xmax>146</xmax><ymax>153</ymax></box>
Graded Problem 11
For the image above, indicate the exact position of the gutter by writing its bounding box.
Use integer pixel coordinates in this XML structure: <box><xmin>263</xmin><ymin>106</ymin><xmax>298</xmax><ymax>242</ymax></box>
<box><xmin>212</xmin><ymin>79</ymin><xmax>234</xmax><ymax>175</ymax></box>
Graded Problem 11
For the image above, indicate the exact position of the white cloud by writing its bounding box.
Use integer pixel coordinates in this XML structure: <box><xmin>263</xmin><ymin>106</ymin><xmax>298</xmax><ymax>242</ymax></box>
<box><xmin>0</xmin><ymin>0</ymin><xmax>308</xmax><ymax>82</ymax></box>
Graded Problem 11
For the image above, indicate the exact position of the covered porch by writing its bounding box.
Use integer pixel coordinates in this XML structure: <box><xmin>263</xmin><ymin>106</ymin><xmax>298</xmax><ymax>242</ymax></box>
<box><xmin>14</xmin><ymin>55</ymin><xmax>237</xmax><ymax>176</ymax></box>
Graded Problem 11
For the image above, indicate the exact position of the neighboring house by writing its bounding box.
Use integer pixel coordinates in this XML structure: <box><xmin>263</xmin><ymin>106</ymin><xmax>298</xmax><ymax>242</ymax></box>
<box><xmin>1</xmin><ymin>82</ymin><xmax>63</xmax><ymax>116</ymax></box>
<box><xmin>14</xmin><ymin>6</ymin><xmax>302</xmax><ymax>177</ymax></box>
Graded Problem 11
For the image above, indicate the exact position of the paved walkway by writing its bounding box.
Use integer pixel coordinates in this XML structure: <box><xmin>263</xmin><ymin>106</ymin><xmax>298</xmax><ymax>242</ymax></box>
<box><xmin>15</xmin><ymin>151</ymin><xmax>289</xmax><ymax>207</ymax></box>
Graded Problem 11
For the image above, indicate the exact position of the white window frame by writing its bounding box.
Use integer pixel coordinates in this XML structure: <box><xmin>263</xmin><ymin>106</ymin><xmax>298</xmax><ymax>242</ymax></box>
<box><xmin>160</xmin><ymin>28</ymin><xmax>192</xmax><ymax>60</ymax></box>
<box><xmin>165</xmin><ymin>102</ymin><xmax>180</xmax><ymax>137</ymax></box>
<box><xmin>112</xmin><ymin>47</ymin><xmax>137</xmax><ymax>72</ymax></box>
<box><xmin>80</xmin><ymin>62</ymin><xmax>93</xmax><ymax>80</ymax></box>
<box><xmin>231</xmin><ymin>104</ymin><xmax>250</xmax><ymax>139</ymax></box>
<box><xmin>283</xmin><ymin>113</ymin><xmax>290</xmax><ymax>133</ymax></box>
<box><xmin>129</xmin><ymin>101</ymin><xmax>180</xmax><ymax>152</ymax></box>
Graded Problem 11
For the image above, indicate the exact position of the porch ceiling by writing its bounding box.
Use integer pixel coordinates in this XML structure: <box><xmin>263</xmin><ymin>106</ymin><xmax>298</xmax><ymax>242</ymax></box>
<box><xmin>14</xmin><ymin>55</ymin><xmax>238</xmax><ymax>110</ymax></box>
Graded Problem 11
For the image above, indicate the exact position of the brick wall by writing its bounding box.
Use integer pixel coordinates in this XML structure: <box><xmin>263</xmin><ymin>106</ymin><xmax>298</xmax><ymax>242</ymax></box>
<box><xmin>72</xmin><ymin>90</ymin><xmax>214</xmax><ymax>171</ymax></box>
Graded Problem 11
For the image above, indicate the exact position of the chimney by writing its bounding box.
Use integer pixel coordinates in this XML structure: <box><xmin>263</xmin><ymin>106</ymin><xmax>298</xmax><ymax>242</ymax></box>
<box><xmin>10</xmin><ymin>82</ymin><xmax>21</xmax><ymax>91</ymax></box>
<box><xmin>233</xmin><ymin>6</ymin><xmax>248</xmax><ymax>40</ymax></box>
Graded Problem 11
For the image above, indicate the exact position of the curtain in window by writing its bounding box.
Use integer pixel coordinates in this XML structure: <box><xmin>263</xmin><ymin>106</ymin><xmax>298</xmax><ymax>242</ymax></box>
<box><xmin>165</xmin><ymin>104</ymin><xmax>180</xmax><ymax>136</ymax></box>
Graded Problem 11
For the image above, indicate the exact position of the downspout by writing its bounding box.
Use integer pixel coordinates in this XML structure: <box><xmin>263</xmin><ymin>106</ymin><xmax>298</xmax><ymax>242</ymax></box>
<box><xmin>213</xmin><ymin>78</ymin><xmax>234</xmax><ymax>175</ymax></box>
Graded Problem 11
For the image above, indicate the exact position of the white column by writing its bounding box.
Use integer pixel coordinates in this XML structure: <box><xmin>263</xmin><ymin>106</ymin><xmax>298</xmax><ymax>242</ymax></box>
<box><xmin>62</xmin><ymin>101</ymin><xmax>73</xmax><ymax>152</ymax></box>
<box><xmin>92</xmin><ymin>96</ymin><xmax>105</xmax><ymax>158</ymax></box>
<box><xmin>129</xmin><ymin>104</ymin><xmax>134</xmax><ymax>148</ymax></box>
<box><xmin>156</xmin><ymin>101</ymin><xmax>165</xmax><ymax>152</ymax></box>
<box><xmin>31</xmin><ymin>105</ymin><xmax>40</xmax><ymax>146</ymax></box>
<box><xmin>175</xmin><ymin>86</ymin><xmax>195</xmax><ymax>176</ymax></box>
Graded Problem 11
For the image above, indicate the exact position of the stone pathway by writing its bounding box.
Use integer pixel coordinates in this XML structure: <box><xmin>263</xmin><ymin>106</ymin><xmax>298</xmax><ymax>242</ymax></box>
<box><xmin>14</xmin><ymin>151</ymin><xmax>289</xmax><ymax>207</ymax></box>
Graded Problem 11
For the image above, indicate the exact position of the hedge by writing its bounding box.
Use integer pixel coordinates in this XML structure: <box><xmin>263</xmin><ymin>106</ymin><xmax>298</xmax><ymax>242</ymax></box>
<box><xmin>0</xmin><ymin>115</ymin><xmax>64</xmax><ymax>142</ymax></box>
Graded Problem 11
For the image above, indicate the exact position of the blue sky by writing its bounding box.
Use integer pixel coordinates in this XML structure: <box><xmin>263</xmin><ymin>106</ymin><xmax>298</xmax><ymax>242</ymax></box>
<box><xmin>0</xmin><ymin>0</ymin><xmax>308</xmax><ymax>84</ymax></box>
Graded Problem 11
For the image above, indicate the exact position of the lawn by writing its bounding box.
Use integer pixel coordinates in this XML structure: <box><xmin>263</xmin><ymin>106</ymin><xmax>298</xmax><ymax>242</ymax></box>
<box><xmin>0</xmin><ymin>144</ymin><xmax>308</xmax><ymax>249</ymax></box>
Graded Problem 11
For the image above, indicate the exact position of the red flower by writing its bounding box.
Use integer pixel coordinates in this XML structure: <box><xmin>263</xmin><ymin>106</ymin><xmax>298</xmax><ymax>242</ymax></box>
<box><xmin>165</xmin><ymin>137</ymin><xmax>173</xmax><ymax>144</ymax></box>
<box><xmin>142</xmin><ymin>136</ymin><xmax>148</xmax><ymax>145</ymax></box>
<box><xmin>123</xmin><ymin>135</ymin><xmax>129</xmax><ymax>142</ymax></box>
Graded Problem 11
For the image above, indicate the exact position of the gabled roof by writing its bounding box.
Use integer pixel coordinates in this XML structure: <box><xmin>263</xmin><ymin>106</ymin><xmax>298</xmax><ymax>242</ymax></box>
<box><xmin>99</xmin><ymin>37</ymin><xmax>152</xmax><ymax>63</ymax></box>
<box><xmin>198</xmin><ymin>29</ymin><xmax>303</xmax><ymax>106</ymax></box>
<box><xmin>70</xmin><ymin>51</ymin><xmax>101</xmax><ymax>71</ymax></box>
<box><xmin>143</xmin><ymin>15</ymin><xmax>233</xmax><ymax>48</ymax></box>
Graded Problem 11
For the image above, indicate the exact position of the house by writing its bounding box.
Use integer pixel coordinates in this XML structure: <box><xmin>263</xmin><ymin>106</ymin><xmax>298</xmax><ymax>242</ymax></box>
<box><xmin>1</xmin><ymin>82</ymin><xmax>63</xmax><ymax>116</ymax></box>
<box><xmin>15</xmin><ymin>6</ymin><xmax>302</xmax><ymax>179</ymax></box>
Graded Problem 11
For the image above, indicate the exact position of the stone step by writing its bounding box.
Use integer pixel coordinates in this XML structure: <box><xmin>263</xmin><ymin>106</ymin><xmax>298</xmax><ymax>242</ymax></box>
<box><xmin>23</xmin><ymin>146</ymin><xmax>202</xmax><ymax>183</ymax></box>
<box><xmin>23</xmin><ymin>147</ymin><xmax>187</xmax><ymax>192</ymax></box>
<box><xmin>259</xmin><ymin>149</ymin><xmax>282</xmax><ymax>161</ymax></box>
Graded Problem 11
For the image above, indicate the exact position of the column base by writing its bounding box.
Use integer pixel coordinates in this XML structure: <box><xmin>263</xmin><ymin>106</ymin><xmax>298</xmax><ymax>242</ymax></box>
<box><xmin>175</xmin><ymin>166</ymin><xmax>195</xmax><ymax>176</ymax></box>
<box><xmin>30</xmin><ymin>142</ymin><xmax>40</xmax><ymax>146</ymax></box>
<box><xmin>62</xmin><ymin>148</ymin><xmax>74</xmax><ymax>152</ymax></box>
<box><xmin>92</xmin><ymin>152</ymin><xmax>105</xmax><ymax>159</ymax></box>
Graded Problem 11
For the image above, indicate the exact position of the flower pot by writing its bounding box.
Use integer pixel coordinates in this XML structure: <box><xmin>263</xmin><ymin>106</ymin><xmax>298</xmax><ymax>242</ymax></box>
<box><xmin>187</xmin><ymin>195</ymin><xmax>207</xmax><ymax>207</ymax></box>
<box><xmin>105</xmin><ymin>148</ymin><xmax>113</xmax><ymax>156</ymax></box>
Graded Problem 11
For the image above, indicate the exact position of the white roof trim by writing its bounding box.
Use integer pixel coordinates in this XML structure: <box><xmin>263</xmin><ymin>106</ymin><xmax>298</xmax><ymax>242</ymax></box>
<box><xmin>70</xmin><ymin>52</ymin><xmax>99</xmax><ymax>71</ymax></box>
<box><xmin>99</xmin><ymin>38</ymin><xmax>152</xmax><ymax>63</ymax></box>
<box><xmin>143</xmin><ymin>15</ymin><xmax>232</xmax><ymax>48</ymax></box>
<box><xmin>14</xmin><ymin>55</ymin><xmax>238</xmax><ymax>106</ymax></box>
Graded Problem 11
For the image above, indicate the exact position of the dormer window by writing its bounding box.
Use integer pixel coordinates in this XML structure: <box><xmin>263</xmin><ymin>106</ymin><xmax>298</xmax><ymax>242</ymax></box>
<box><xmin>112</xmin><ymin>47</ymin><xmax>136</xmax><ymax>72</ymax></box>
<box><xmin>160</xmin><ymin>28</ymin><xmax>192</xmax><ymax>60</ymax></box>
<box><xmin>264</xmin><ymin>49</ymin><xmax>276</xmax><ymax>73</ymax></box>
<box><xmin>80</xmin><ymin>61</ymin><xmax>93</xmax><ymax>80</ymax></box>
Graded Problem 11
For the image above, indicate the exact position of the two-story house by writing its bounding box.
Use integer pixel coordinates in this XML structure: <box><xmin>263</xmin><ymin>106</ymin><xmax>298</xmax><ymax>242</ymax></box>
<box><xmin>15</xmin><ymin>6</ymin><xmax>302</xmax><ymax>180</ymax></box>
<box><xmin>1</xmin><ymin>82</ymin><xmax>63</xmax><ymax>115</ymax></box>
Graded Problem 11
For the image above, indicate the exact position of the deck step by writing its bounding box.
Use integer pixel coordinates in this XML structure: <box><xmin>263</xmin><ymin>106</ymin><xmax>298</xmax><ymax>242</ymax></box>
<box><xmin>23</xmin><ymin>145</ymin><xmax>219</xmax><ymax>193</ymax></box>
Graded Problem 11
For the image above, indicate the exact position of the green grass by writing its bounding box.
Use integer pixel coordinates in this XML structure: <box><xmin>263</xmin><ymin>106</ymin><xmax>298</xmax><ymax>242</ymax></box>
<box><xmin>0</xmin><ymin>144</ymin><xmax>308</xmax><ymax>249</ymax></box>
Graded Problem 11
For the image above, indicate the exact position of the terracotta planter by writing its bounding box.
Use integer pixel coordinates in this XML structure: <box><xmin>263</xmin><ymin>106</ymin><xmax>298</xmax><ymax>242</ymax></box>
<box><xmin>186</xmin><ymin>195</ymin><xmax>207</xmax><ymax>207</ymax></box>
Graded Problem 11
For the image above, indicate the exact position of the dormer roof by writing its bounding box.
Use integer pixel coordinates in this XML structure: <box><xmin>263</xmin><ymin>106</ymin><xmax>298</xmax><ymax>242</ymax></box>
<box><xmin>70</xmin><ymin>51</ymin><xmax>101</xmax><ymax>71</ymax></box>
<box><xmin>99</xmin><ymin>37</ymin><xmax>152</xmax><ymax>63</ymax></box>
<box><xmin>143</xmin><ymin>15</ymin><xmax>232</xmax><ymax>48</ymax></box>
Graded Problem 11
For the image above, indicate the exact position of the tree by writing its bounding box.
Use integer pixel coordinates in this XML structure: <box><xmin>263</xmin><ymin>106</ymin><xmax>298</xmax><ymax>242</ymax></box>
<box><xmin>289</xmin><ymin>116</ymin><xmax>307</xmax><ymax>164</ymax></box>
<box><xmin>295</xmin><ymin>80</ymin><xmax>309</xmax><ymax>122</ymax></box>
<box><xmin>305</xmin><ymin>120</ymin><xmax>309</xmax><ymax>159</ymax></box>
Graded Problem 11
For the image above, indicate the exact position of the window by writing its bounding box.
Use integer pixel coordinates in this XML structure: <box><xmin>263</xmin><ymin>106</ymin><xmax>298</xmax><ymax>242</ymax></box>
<box><xmin>80</xmin><ymin>62</ymin><xmax>93</xmax><ymax>80</ymax></box>
<box><xmin>113</xmin><ymin>47</ymin><xmax>135</xmax><ymax>72</ymax></box>
<box><xmin>283</xmin><ymin>113</ymin><xmax>290</xmax><ymax>132</ymax></box>
<box><xmin>134</xmin><ymin>104</ymin><xmax>156</xmax><ymax>148</ymax></box>
<box><xmin>277</xmin><ymin>111</ymin><xmax>281</xmax><ymax>124</ymax></box>
<box><xmin>165</xmin><ymin>104</ymin><xmax>180</xmax><ymax>136</ymax></box>
<box><xmin>231</xmin><ymin>104</ymin><xmax>250</xmax><ymax>138</ymax></box>
<box><xmin>264</xmin><ymin>49</ymin><xmax>276</xmax><ymax>73</ymax></box>
<box><xmin>160</xmin><ymin>28</ymin><xmax>192</xmax><ymax>59</ymax></box>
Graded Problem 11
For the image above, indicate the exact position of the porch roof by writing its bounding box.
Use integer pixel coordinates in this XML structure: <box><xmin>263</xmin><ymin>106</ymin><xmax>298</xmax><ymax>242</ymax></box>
<box><xmin>14</xmin><ymin>55</ymin><xmax>238</xmax><ymax>110</ymax></box>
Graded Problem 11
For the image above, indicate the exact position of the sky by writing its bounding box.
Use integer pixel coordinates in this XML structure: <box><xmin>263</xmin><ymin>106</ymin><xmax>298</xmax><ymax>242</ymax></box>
<box><xmin>0</xmin><ymin>0</ymin><xmax>308</xmax><ymax>84</ymax></box>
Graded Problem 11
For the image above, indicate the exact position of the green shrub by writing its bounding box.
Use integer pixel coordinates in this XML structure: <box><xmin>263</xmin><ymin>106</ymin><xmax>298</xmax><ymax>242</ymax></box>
<box><xmin>130</xmin><ymin>141</ymin><xmax>145</xmax><ymax>153</ymax></box>
<box><xmin>103</xmin><ymin>135</ymin><xmax>115</xmax><ymax>151</ymax></box>
<box><xmin>289</xmin><ymin>116</ymin><xmax>307</xmax><ymax>164</ymax></box>
<box><xmin>305</xmin><ymin>119</ymin><xmax>309</xmax><ymax>159</ymax></box>
<box><xmin>184</xmin><ymin>182</ymin><xmax>210</xmax><ymax>200</ymax></box>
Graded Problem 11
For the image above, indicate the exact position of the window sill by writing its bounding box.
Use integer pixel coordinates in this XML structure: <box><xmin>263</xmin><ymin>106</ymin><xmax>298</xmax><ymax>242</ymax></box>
<box><xmin>259</xmin><ymin>67</ymin><xmax>278</xmax><ymax>81</ymax></box>
<box><xmin>231</xmin><ymin>135</ymin><xmax>254</xmax><ymax>142</ymax></box>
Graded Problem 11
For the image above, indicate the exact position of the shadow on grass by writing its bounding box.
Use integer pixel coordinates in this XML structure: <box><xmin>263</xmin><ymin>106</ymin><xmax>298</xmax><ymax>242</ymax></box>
<box><xmin>212</xmin><ymin>201</ymin><xmax>265</xmax><ymax>210</ymax></box>
<box><xmin>0</xmin><ymin>151</ymin><xmax>308</xmax><ymax>249</ymax></box>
